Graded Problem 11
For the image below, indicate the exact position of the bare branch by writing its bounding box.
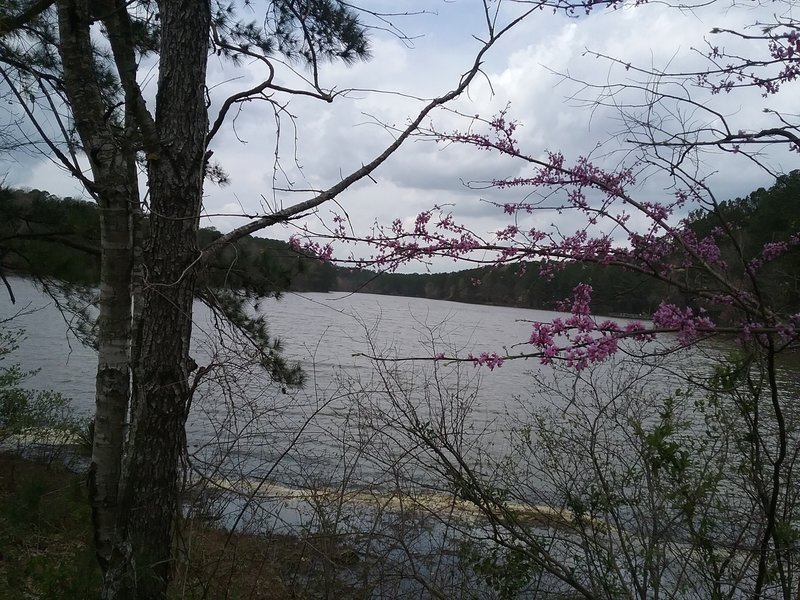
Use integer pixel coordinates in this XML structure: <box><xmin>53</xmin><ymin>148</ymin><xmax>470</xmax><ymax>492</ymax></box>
<box><xmin>203</xmin><ymin>6</ymin><xmax>539</xmax><ymax>259</ymax></box>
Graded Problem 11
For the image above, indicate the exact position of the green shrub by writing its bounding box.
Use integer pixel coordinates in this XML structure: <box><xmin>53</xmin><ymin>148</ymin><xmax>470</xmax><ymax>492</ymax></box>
<box><xmin>0</xmin><ymin>327</ymin><xmax>80</xmax><ymax>452</ymax></box>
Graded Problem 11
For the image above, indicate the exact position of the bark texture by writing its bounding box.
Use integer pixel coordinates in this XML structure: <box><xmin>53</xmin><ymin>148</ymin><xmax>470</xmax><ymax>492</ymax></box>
<box><xmin>58</xmin><ymin>1</ymin><xmax>210</xmax><ymax>597</ymax></box>
<box><xmin>56</xmin><ymin>0</ymin><xmax>134</xmax><ymax>579</ymax></box>
<box><xmin>116</xmin><ymin>0</ymin><xmax>211</xmax><ymax>597</ymax></box>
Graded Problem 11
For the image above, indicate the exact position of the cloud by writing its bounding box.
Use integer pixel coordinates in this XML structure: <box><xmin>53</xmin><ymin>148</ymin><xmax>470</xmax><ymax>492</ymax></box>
<box><xmin>6</xmin><ymin>0</ymin><xmax>796</xmax><ymax>274</ymax></box>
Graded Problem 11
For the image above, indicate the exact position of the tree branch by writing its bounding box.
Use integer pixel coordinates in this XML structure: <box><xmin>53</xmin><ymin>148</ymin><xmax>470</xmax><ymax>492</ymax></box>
<box><xmin>0</xmin><ymin>0</ymin><xmax>55</xmax><ymax>35</ymax></box>
<box><xmin>202</xmin><ymin>6</ymin><xmax>538</xmax><ymax>260</ymax></box>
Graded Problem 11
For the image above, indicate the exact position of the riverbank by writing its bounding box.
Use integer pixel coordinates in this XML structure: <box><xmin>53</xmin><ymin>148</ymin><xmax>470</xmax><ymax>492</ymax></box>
<box><xmin>0</xmin><ymin>453</ymin><xmax>376</xmax><ymax>599</ymax></box>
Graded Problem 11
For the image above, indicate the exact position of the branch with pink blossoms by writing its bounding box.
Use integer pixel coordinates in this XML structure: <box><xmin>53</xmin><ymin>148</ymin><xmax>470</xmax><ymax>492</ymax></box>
<box><xmin>356</xmin><ymin>284</ymin><xmax>797</xmax><ymax>371</ymax></box>
<box><xmin>439</xmin><ymin>117</ymin><xmax>759</xmax><ymax>309</ymax></box>
<box><xmin>291</xmin><ymin>188</ymin><xmax>794</xmax><ymax>338</ymax></box>
<box><xmin>290</xmin><ymin>104</ymin><xmax>797</xmax><ymax>378</ymax></box>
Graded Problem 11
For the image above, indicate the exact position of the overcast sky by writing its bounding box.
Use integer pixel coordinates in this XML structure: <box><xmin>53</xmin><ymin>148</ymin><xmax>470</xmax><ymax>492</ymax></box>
<box><xmin>2</xmin><ymin>0</ymin><xmax>796</xmax><ymax>273</ymax></box>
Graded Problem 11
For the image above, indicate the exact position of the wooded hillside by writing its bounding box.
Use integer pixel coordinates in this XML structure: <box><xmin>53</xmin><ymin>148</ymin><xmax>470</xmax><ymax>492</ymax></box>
<box><xmin>3</xmin><ymin>172</ymin><xmax>798</xmax><ymax>316</ymax></box>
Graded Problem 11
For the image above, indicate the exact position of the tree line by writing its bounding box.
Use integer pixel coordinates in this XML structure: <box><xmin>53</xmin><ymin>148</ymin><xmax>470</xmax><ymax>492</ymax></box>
<box><xmin>4</xmin><ymin>171</ymin><xmax>799</xmax><ymax>319</ymax></box>
<box><xmin>0</xmin><ymin>186</ymin><xmax>336</xmax><ymax>293</ymax></box>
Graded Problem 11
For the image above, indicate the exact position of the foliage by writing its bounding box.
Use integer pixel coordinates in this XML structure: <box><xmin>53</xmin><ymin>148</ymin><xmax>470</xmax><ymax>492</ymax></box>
<box><xmin>686</xmin><ymin>170</ymin><xmax>800</xmax><ymax>315</ymax></box>
<box><xmin>0</xmin><ymin>187</ymin><xmax>100</xmax><ymax>285</ymax></box>
<box><xmin>461</xmin><ymin>541</ymin><xmax>537</xmax><ymax>600</ymax></box>
<box><xmin>0</xmin><ymin>326</ymin><xmax>77</xmax><ymax>448</ymax></box>
<box><xmin>337</xmin><ymin>261</ymin><xmax>661</xmax><ymax>315</ymax></box>
<box><xmin>198</xmin><ymin>225</ymin><xmax>336</xmax><ymax>294</ymax></box>
<box><xmin>0</xmin><ymin>187</ymin><xmax>337</xmax><ymax>293</ymax></box>
<box><xmin>199</xmin><ymin>287</ymin><xmax>305</xmax><ymax>386</ymax></box>
<box><xmin>8</xmin><ymin>175</ymin><xmax>800</xmax><ymax>321</ymax></box>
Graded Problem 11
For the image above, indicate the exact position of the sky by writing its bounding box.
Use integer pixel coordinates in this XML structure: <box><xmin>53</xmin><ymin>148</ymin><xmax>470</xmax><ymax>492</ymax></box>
<box><xmin>2</xmin><ymin>0</ymin><xmax>797</xmax><ymax>273</ymax></box>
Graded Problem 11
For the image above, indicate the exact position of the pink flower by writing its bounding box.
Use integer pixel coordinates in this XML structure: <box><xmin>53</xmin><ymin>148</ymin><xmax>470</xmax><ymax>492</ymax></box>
<box><xmin>653</xmin><ymin>303</ymin><xmax>715</xmax><ymax>345</ymax></box>
<box><xmin>467</xmin><ymin>352</ymin><xmax>505</xmax><ymax>370</ymax></box>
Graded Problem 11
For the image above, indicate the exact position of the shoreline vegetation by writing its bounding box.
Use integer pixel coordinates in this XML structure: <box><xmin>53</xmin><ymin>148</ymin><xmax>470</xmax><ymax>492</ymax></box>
<box><xmin>0</xmin><ymin>451</ymin><xmax>376</xmax><ymax>599</ymax></box>
<box><xmin>1</xmin><ymin>437</ymin><xmax>588</xmax><ymax>599</ymax></box>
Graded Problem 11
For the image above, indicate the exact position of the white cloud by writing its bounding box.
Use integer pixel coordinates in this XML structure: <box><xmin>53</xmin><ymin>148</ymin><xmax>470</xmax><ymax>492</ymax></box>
<box><xmin>7</xmin><ymin>0</ymin><xmax>797</xmax><ymax>273</ymax></box>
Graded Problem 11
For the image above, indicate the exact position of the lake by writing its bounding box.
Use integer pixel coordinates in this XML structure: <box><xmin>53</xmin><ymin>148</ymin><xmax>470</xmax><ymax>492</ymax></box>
<box><xmin>0</xmin><ymin>277</ymin><xmax>619</xmax><ymax>422</ymax></box>
<box><xmin>0</xmin><ymin>277</ymin><xmax>792</xmax><ymax>494</ymax></box>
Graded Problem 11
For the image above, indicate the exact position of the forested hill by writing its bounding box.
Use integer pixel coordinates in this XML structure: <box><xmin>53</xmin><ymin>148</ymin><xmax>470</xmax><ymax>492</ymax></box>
<box><xmin>2</xmin><ymin>172</ymin><xmax>799</xmax><ymax>315</ymax></box>
<box><xmin>0</xmin><ymin>187</ymin><xmax>337</xmax><ymax>294</ymax></box>
<box><xmin>334</xmin><ymin>262</ymin><xmax>660</xmax><ymax>315</ymax></box>
<box><xmin>347</xmin><ymin>170</ymin><xmax>800</xmax><ymax>315</ymax></box>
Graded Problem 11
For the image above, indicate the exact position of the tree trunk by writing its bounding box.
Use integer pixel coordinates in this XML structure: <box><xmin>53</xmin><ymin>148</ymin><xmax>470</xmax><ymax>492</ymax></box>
<box><xmin>116</xmin><ymin>0</ymin><xmax>211</xmax><ymax>597</ymax></box>
<box><xmin>60</xmin><ymin>0</ymin><xmax>211</xmax><ymax>596</ymax></box>
<box><xmin>55</xmin><ymin>0</ymin><xmax>135</xmax><ymax>581</ymax></box>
